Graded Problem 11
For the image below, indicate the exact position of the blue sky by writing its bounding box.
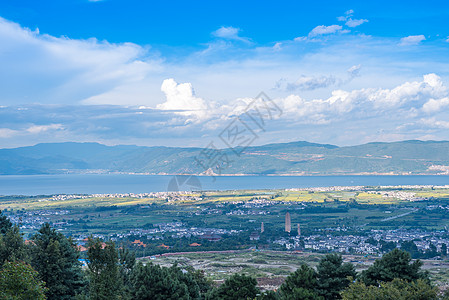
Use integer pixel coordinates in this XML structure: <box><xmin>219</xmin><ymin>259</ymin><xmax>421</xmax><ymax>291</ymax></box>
<box><xmin>1</xmin><ymin>1</ymin><xmax>449</xmax><ymax>148</ymax></box>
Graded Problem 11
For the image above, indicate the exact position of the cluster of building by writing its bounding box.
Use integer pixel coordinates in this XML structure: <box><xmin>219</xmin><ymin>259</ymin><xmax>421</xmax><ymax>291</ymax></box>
<box><xmin>273</xmin><ymin>228</ymin><xmax>449</xmax><ymax>256</ymax></box>
<box><xmin>366</xmin><ymin>190</ymin><xmax>426</xmax><ymax>201</ymax></box>
<box><xmin>8</xmin><ymin>209</ymin><xmax>70</xmax><ymax>230</ymax></box>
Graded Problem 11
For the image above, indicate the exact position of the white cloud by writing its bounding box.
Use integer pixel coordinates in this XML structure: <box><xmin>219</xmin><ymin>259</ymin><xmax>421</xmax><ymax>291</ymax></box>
<box><xmin>422</xmin><ymin>97</ymin><xmax>449</xmax><ymax>113</ymax></box>
<box><xmin>308</xmin><ymin>25</ymin><xmax>343</xmax><ymax>37</ymax></box>
<box><xmin>2</xmin><ymin>16</ymin><xmax>449</xmax><ymax>146</ymax></box>
<box><xmin>275</xmin><ymin>65</ymin><xmax>361</xmax><ymax>92</ymax></box>
<box><xmin>274</xmin><ymin>73</ymin><xmax>448</xmax><ymax>123</ymax></box>
<box><xmin>345</xmin><ymin>18</ymin><xmax>368</xmax><ymax>27</ymax></box>
<box><xmin>400</xmin><ymin>35</ymin><xmax>426</xmax><ymax>46</ymax></box>
<box><xmin>211</xmin><ymin>26</ymin><xmax>250</xmax><ymax>43</ymax></box>
<box><xmin>277</xmin><ymin>75</ymin><xmax>337</xmax><ymax>91</ymax></box>
<box><xmin>0</xmin><ymin>16</ymin><xmax>161</xmax><ymax>106</ymax></box>
<box><xmin>26</xmin><ymin>124</ymin><xmax>64</xmax><ymax>134</ymax></box>
<box><xmin>273</xmin><ymin>42</ymin><xmax>282</xmax><ymax>51</ymax></box>
<box><xmin>419</xmin><ymin>117</ymin><xmax>449</xmax><ymax>129</ymax></box>
<box><xmin>0</xmin><ymin>124</ymin><xmax>63</xmax><ymax>139</ymax></box>
<box><xmin>337</xmin><ymin>9</ymin><xmax>354</xmax><ymax>21</ymax></box>
<box><xmin>156</xmin><ymin>79</ymin><xmax>209</xmax><ymax>121</ymax></box>
<box><xmin>347</xmin><ymin>64</ymin><xmax>361</xmax><ymax>77</ymax></box>
<box><xmin>0</xmin><ymin>128</ymin><xmax>18</xmax><ymax>138</ymax></box>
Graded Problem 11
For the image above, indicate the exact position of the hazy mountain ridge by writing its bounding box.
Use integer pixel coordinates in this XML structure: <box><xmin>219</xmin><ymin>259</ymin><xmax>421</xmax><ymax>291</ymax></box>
<box><xmin>1</xmin><ymin>140</ymin><xmax>449</xmax><ymax>175</ymax></box>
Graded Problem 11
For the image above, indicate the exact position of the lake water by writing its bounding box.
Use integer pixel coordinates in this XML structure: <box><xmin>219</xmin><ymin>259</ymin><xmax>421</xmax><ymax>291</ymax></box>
<box><xmin>1</xmin><ymin>174</ymin><xmax>449</xmax><ymax>195</ymax></box>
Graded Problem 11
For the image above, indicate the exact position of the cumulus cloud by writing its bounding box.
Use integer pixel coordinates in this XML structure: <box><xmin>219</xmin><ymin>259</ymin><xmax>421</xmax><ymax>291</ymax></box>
<box><xmin>274</xmin><ymin>65</ymin><xmax>362</xmax><ymax>92</ymax></box>
<box><xmin>308</xmin><ymin>25</ymin><xmax>343</xmax><ymax>37</ymax></box>
<box><xmin>0</xmin><ymin>74</ymin><xmax>448</xmax><ymax>147</ymax></box>
<box><xmin>1</xmin><ymin>16</ymin><xmax>449</xmax><ymax>146</ymax></box>
<box><xmin>422</xmin><ymin>97</ymin><xmax>449</xmax><ymax>113</ymax></box>
<box><xmin>347</xmin><ymin>64</ymin><xmax>361</xmax><ymax>77</ymax></box>
<box><xmin>345</xmin><ymin>18</ymin><xmax>368</xmax><ymax>27</ymax></box>
<box><xmin>0</xmin><ymin>128</ymin><xmax>19</xmax><ymax>138</ymax></box>
<box><xmin>26</xmin><ymin>124</ymin><xmax>64</xmax><ymax>134</ymax></box>
<box><xmin>337</xmin><ymin>9</ymin><xmax>368</xmax><ymax>27</ymax></box>
<box><xmin>400</xmin><ymin>35</ymin><xmax>426</xmax><ymax>46</ymax></box>
<box><xmin>419</xmin><ymin>117</ymin><xmax>449</xmax><ymax>129</ymax></box>
<box><xmin>156</xmin><ymin>79</ymin><xmax>209</xmax><ymax>121</ymax></box>
<box><xmin>0</xmin><ymin>124</ymin><xmax>64</xmax><ymax>139</ymax></box>
<box><xmin>211</xmin><ymin>26</ymin><xmax>250</xmax><ymax>43</ymax></box>
<box><xmin>274</xmin><ymin>73</ymin><xmax>448</xmax><ymax>124</ymax></box>
<box><xmin>276</xmin><ymin>75</ymin><xmax>337</xmax><ymax>91</ymax></box>
<box><xmin>337</xmin><ymin>10</ymin><xmax>353</xmax><ymax>21</ymax></box>
<box><xmin>0</xmin><ymin>16</ymin><xmax>161</xmax><ymax>106</ymax></box>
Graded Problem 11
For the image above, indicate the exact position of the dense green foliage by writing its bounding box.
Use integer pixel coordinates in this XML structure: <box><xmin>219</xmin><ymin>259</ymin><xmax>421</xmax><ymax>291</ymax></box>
<box><xmin>316</xmin><ymin>253</ymin><xmax>356</xmax><ymax>299</ymax></box>
<box><xmin>210</xmin><ymin>273</ymin><xmax>260</xmax><ymax>300</ymax></box>
<box><xmin>31</xmin><ymin>223</ymin><xmax>85</xmax><ymax>300</ymax></box>
<box><xmin>277</xmin><ymin>253</ymin><xmax>356</xmax><ymax>300</ymax></box>
<box><xmin>279</xmin><ymin>264</ymin><xmax>322</xmax><ymax>300</ymax></box>
<box><xmin>130</xmin><ymin>262</ymin><xmax>210</xmax><ymax>300</ymax></box>
<box><xmin>341</xmin><ymin>278</ymin><xmax>438</xmax><ymax>300</ymax></box>
<box><xmin>0</xmin><ymin>209</ymin><xmax>12</xmax><ymax>234</ymax></box>
<box><xmin>361</xmin><ymin>248</ymin><xmax>428</xmax><ymax>286</ymax></box>
<box><xmin>0</xmin><ymin>225</ymin><xmax>28</xmax><ymax>266</ymax></box>
<box><xmin>87</xmin><ymin>238</ymin><xmax>125</xmax><ymax>300</ymax></box>
<box><xmin>0</xmin><ymin>261</ymin><xmax>47</xmax><ymax>300</ymax></box>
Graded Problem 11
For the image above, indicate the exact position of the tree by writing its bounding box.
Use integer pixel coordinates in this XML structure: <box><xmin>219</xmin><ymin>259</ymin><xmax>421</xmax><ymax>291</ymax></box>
<box><xmin>118</xmin><ymin>247</ymin><xmax>136</xmax><ymax>296</ymax></box>
<box><xmin>316</xmin><ymin>253</ymin><xmax>356</xmax><ymax>299</ymax></box>
<box><xmin>87</xmin><ymin>238</ymin><xmax>125</xmax><ymax>300</ymax></box>
<box><xmin>341</xmin><ymin>278</ymin><xmax>437</xmax><ymax>300</ymax></box>
<box><xmin>31</xmin><ymin>223</ymin><xmax>86</xmax><ymax>300</ymax></box>
<box><xmin>0</xmin><ymin>225</ymin><xmax>29</xmax><ymax>266</ymax></box>
<box><xmin>130</xmin><ymin>262</ymin><xmax>189</xmax><ymax>300</ymax></box>
<box><xmin>441</xmin><ymin>243</ymin><xmax>447</xmax><ymax>257</ymax></box>
<box><xmin>0</xmin><ymin>261</ymin><xmax>48</xmax><ymax>300</ymax></box>
<box><xmin>361</xmin><ymin>248</ymin><xmax>428</xmax><ymax>286</ymax></box>
<box><xmin>279</xmin><ymin>264</ymin><xmax>323</xmax><ymax>300</ymax></box>
<box><xmin>212</xmin><ymin>273</ymin><xmax>260</xmax><ymax>300</ymax></box>
<box><xmin>379</xmin><ymin>240</ymin><xmax>396</xmax><ymax>253</ymax></box>
<box><xmin>0</xmin><ymin>209</ymin><xmax>12</xmax><ymax>235</ymax></box>
<box><xmin>401</xmin><ymin>240</ymin><xmax>420</xmax><ymax>258</ymax></box>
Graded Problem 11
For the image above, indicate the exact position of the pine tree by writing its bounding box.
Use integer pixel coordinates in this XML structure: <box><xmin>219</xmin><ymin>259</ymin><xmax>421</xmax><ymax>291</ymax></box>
<box><xmin>212</xmin><ymin>273</ymin><xmax>260</xmax><ymax>300</ymax></box>
<box><xmin>0</xmin><ymin>261</ymin><xmax>48</xmax><ymax>300</ymax></box>
<box><xmin>279</xmin><ymin>264</ymin><xmax>323</xmax><ymax>300</ymax></box>
<box><xmin>341</xmin><ymin>278</ymin><xmax>437</xmax><ymax>300</ymax></box>
<box><xmin>316</xmin><ymin>253</ymin><xmax>356</xmax><ymax>299</ymax></box>
<box><xmin>87</xmin><ymin>238</ymin><xmax>125</xmax><ymax>300</ymax></box>
<box><xmin>0</xmin><ymin>225</ymin><xmax>29</xmax><ymax>266</ymax></box>
<box><xmin>130</xmin><ymin>262</ymin><xmax>189</xmax><ymax>300</ymax></box>
<box><xmin>0</xmin><ymin>209</ymin><xmax>12</xmax><ymax>235</ymax></box>
<box><xmin>361</xmin><ymin>248</ymin><xmax>428</xmax><ymax>286</ymax></box>
<box><xmin>31</xmin><ymin>223</ymin><xmax>86</xmax><ymax>300</ymax></box>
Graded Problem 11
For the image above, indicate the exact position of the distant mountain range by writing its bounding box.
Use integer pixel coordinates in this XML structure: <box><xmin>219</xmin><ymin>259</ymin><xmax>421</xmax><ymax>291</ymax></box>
<box><xmin>1</xmin><ymin>140</ymin><xmax>449</xmax><ymax>176</ymax></box>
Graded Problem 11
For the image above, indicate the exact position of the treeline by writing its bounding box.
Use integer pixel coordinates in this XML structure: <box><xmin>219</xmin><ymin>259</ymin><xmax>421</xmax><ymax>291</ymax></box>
<box><xmin>1</xmin><ymin>209</ymin><xmax>449</xmax><ymax>299</ymax></box>
<box><xmin>0</xmin><ymin>209</ymin><xmax>213</xmax><ymax>299</ymax></box>
<box><xmin>366</xmin><ymin>237</ymin><xmax>447</xmax><ymax>259</ymax></box>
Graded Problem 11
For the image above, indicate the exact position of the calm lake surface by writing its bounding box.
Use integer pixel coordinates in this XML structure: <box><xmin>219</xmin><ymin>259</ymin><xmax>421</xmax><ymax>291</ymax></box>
<box><xmin>1</xmin><ymin>174</ymin><xmax>449</xmax><ymax>195</ymax></box>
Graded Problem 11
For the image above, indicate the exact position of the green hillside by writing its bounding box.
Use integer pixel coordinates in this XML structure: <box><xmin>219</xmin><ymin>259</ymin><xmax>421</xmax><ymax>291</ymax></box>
<box><xmin>1</xmin><ymin>140</ymin><xmax>449</xmax><ymax>175</ymax></box>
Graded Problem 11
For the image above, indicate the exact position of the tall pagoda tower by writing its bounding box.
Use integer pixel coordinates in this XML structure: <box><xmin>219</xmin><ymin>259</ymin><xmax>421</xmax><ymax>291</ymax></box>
<box><xmin>261</xmin><ymin>222</ymin><xmax>264</xmax><ymax>233</ymax></box>
<box><xmin>285</xmin><ymin>212</ymin><xmax>291</xmax><ymax>233</ymax></box>
<box><xmin>297</xmin><ymin>223</ymin><xmax>301</xmax><ymax>236</ymax></box>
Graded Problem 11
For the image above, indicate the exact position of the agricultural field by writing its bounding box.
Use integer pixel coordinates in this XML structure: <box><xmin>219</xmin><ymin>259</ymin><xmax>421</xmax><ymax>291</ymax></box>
<box><xmin>2</xmin><ymin>186</ymin><xmax>449</xmax><ymax>236</ymax></box>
